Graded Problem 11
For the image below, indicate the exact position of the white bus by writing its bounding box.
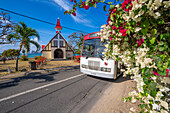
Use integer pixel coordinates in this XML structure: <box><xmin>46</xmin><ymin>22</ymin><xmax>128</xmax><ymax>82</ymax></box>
<box><xmin>80</xmin><ymin>32</ymin><xmax>123</xmax><ymax>79</ymax></box>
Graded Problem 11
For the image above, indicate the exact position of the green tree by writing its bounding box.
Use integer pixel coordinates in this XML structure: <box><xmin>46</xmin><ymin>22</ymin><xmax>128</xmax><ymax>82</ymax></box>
<box><xmin>2</xmin><ymin>49</ymin><xmax>18</xmax><ymax>59</ymax></box>
<box><xmin>68</xmin><ymin>32</ymin><xmax>85</xmax><ymax>54</ymax></box>
<box><xmin>7</xmin><ymin>22</ymin><xmax>40</xmax><ymax>71</ymax></box>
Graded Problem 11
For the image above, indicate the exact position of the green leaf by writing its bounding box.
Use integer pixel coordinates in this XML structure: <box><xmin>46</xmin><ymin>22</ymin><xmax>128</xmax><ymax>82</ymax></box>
<box><xmin>143</xmin><ymin>76</ymin><xmax>149</xmax><ymax>85</ymax></box>
<box><xmin>79</xmin><ymin>0</ymin><xmax>82</xmax><ymax>3</ymax></box>
<box><xmin>150</xmin><ymin>37</ymin><xmax>156</xmax><ymax>44</ymax></box>
<box><xmin>148</xmin><ymin>82</ymin><xmax>156</xmax><ymax>91</ymax></box>
<box><xmin>103</xmin><ymin>5</ymin><xmax>107</xmax><ymax>12</ymax></box>
<box><xmin>94</xmin><ymin>2</ymin><xmax>97</xmax><ymax>8</ymax></box>
<box><xmin>159</xmin><ymin>41</ymin><xmax>164</xmax><ymax>46</ymax></box>
<box><xmin>144</xmin><ymin>19</ymin><xmax>149</xmax><ymax>28</ymax></box>
<box><xmin>150</xmin><ymin>90</ymin><xmax>157</xmax><ymax>97</ymax></box>
<box><xmin>159</xmin><ymin>47</ymin><xmax>164</xmax><ymax>51</ymax></box>
<box><xmin>158</xmin><ymin>20</ymin><xmax>164</xmax><ymax>25</ymax></box>
<box><xmin>159</xmin><ymin>67</ymin><xmax>164</xmax><ymax>71</ymax></box>
<box><xmin>151</xmin><ymin>29</ymin><xmax>157</xmax><ymax>35</ymax></box>
<box><xmin>141</xmin><ymin>19</ymin><xmax>149</xmax><ymax>28</ymax></box>
<box><xmin>158</xmin><ymin>70</ymin><xmax>167</xmax><ymax>77</ymax></box>
<box><xmin>108</xmin><ymin>2</ymin><xmax>113</xmax><ymax>5</ymax></box>
<box><xmin>110</xmin><ymin>5</ymin><xmax>114</xmax><ymax>9</ymax></box>
<box><xmin>126</xmin><ymin>30</ymin><xmax>130</xmax><ymax>35</ymax></box>
<box><xmin>141</xmin><ymin>28</ymin><xmax>148</xmax><ymax>35</ymax></box>
<box><xmin>110</xmin><ymin>14</ymin><xmax>114</xmax><ymax>21</ymax></box>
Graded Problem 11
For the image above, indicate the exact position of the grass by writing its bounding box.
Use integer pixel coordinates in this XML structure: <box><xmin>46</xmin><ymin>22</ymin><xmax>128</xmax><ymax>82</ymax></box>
<box><xmin>0</xmin><ymin>59</ymin><xmax>79</xmax><ymax>76</ymax></box>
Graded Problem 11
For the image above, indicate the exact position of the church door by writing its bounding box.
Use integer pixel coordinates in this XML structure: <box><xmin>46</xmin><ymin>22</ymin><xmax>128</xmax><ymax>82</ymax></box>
<box><xmin>54</xmin><ymin>49</ymin><xmax>63</xmax><ymax>58</ymax></box>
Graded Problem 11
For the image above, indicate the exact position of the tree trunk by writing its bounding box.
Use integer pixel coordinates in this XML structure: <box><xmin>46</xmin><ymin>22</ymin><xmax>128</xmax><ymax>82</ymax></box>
<box><xmin>15</xmin><ymin>48</ymin><xmax>21</xmax><ymax>71</ymax></box>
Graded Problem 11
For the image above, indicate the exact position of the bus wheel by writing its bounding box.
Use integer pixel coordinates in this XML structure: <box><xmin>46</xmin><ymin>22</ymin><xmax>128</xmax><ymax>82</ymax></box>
<box><xmin>114</xmin><ymin>62</ymin><xmax>118</xmax><ymax>79</ymax></box>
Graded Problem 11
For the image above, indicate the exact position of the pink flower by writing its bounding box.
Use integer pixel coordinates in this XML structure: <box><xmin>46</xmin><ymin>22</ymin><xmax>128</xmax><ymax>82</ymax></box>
<box><xmin>84</xmin><ymin>5</ymin><xmax>89</xmax><ymax>10</ymax></box>
<box><xmin>153</xmin><ymin>69</ymin><xmax>169</xmax><ymax>77</ymax></box>
<box><xmin>72</xmin><ymin>12</ymin><xmax>76</xmax><ymax>16</ymax></box>
<box><xmin>137</xmin><ymin>39</ymin><xmax>144</xmax><ymax>47</ymax></box>
<box><xmin>166</xmin><ymin>69</ymin><xmax>169</xmax><ymax>77</ymax></box>
<box><xmin>119</xmin><ymin>29</ymin><xmax>127</xmax><ymax>37</ymax></box>
<box><xmin>112</xmin><ymin>26</ymin><xmax>117</xmax><ymax>30</ymax></box>
<box><xmin>153</xmin><ymin>71</ymin><xmax>159</xmax><ymax>76</ymax></box>
<box><xmin>109</xmin><ymin>36</ymin><xmax>113</xmax><ymax>41</ymax></box>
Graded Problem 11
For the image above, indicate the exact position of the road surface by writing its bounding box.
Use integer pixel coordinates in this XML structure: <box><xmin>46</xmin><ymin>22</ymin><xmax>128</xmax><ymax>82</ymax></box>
<box><xmin>0</xmin><ymin>66</ymin><xmax>112</xmax><ymax>113</ymax></box>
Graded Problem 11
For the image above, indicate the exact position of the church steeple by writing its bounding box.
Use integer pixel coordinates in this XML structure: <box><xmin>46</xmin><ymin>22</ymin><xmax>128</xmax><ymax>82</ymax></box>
<box><xmin>55</xmin><ymin>18</ymin><xmax>62</xmax><ymax>33</ymax></box>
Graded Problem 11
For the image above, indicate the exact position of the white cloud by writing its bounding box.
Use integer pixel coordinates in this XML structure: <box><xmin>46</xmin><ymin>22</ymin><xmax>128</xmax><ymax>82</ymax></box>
<box><xmin>52</xmin><ymin>0</ymin><xmax>97</xmax><ymax>27</ymax></box>
<box><xmin>30</xmin><ymin>37</ymin><xmax>43</xmax><ymax>52</ymax></box>
<box><xmin>0</xmin><ymin>43</ymin><xmax>20</xmax><ymax>53</ymax></box>
<box><xmin>29</xmin><ymin>0</ymin><xmax>99</xmax><ymax>28</ymax></box>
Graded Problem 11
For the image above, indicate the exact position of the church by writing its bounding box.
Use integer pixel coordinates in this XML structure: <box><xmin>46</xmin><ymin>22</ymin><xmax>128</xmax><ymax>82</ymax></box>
<box><xmin>41</xmin><ymin>18</ymin><xmax>74</xmax><ymax>59</ymax></box>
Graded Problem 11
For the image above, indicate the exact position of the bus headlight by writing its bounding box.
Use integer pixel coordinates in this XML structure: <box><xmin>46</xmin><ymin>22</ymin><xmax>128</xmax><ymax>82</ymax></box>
<box><xmin>101</xmin><ymin>67</ymin><xmax>111</xmax><ymax>72</ymax></box>
<box><xmin>101</xmin><ymin>67</ymin><xmax>104</xmax><ymax>71</ymax></box>
<box><xmin>106</xmin><ymin>68</ymin><xmax>111</xmax><ymax>72</ymax></box>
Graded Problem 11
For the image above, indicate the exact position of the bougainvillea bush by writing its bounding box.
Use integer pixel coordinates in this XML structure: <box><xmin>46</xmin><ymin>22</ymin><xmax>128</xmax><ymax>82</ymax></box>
<box><xmin>36</xmin><ymin>56</ymin><xmax>47</xmax><ymax>66</ymax></box>
<box><xmin>66</xmin><ymin>0</ymin><xmax>170</xmax><ymax>112</ymax></box>
<box><xmin>73</xmin><ymin>55</ymin><xmax>81</xmax><ymax>63</ymax></box>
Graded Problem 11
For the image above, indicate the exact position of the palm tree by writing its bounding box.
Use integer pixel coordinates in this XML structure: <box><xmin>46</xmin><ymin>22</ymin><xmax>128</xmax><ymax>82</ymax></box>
<box><xmin>7</xmin><ymin>22</ymin><xmax>40</xmax><ymax>71</ymax></box>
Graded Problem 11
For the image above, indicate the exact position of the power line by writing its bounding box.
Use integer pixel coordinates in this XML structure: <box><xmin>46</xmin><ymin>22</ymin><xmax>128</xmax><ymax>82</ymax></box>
<box><xmin>0</xmin><ymin>7</ymin><xmax>90</xmax><ymax>33</ymax></box>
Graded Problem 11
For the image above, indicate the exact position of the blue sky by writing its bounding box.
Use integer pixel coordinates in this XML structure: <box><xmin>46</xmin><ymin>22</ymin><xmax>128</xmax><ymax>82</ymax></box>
<box><xmin>0</xmin><ymin>0</ymin><xmax>121</xmax><ymax>53</ymax></box>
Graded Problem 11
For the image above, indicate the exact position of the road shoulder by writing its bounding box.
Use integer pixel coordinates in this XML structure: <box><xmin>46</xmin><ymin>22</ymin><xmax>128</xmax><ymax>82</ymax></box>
<box><xmin>89</xmin><ymin>78</ymin><xmax>137</xmax><ymax>113</ymax></box>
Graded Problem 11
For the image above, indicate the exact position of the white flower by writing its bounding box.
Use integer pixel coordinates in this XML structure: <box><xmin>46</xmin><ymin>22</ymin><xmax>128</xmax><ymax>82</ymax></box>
<box><xmin>152</xmin><ymin>103</ymin><xmax>160</xmax><ymax>110</ymax></box>
<box><xmin>155</xmin><ymin>91</ymin><xmax>164</xmax><ymax>101</ymax></box>
<box><xmin>161</xmin><ymin>109</ymin><xmax>168</xmax><ymax>113</ymax></box>
<box><xmin>138</xmin><ymin>0</ymin><xmax>147</xmax><ymax>4</ymax></box>
<box><xmin>161</xmin><ymin>101</ymin><xmax>169</xmax><ymax>109</ymax></box>
<box><xmin>154</xmin><ymin>12</ymin><xmax>161</xmax><ymax>19</ymax></box>
<box><xmin>122</xmin><ymin>13</ymin><xmax>130</xmax><ymax>22</ymax></box>
<box><xmin>132</xmin><ymin>0</ymin><xmax>142</xmax><ymax>10</ymax></box>
<box><xmin>112</xmin><ymin>30</ymin><xmax>116</xmax><ymax>34</ymax></box>
<box><xmin>163</xmin><ymin>1</ymin><xmax>170</xmax><ymax>8</ymax></box>
<box><xmin>129</xmin><ymin>10</ymin><xmax>135</xmax><ymax>18</ymax></box>
<box><xmin>109</xmin><ymin>21</ymin><xmax>113</xmax><ymax>25</ymax></box>
<box><xmin>115</xmin><ymin>4</ymin><xmax>119</xmax><ymax>8</ymax></box>
<box><xmin>101</xmin><ymin>24</ymin><xmax>106</xmax><ymax>28</ymax></box>
<box><xmin>130</xmin><ymin>107</ymin><xmax>135</xmax><ymax>112</ymax></box>
<box><xmin>135</xmin><ymin>27</ymin><xmax>141</xmax><ymax>32</ymax></box>
<box><xmin>131</xmin><ymin>97</ymin><xmax>136</xmax><ymax>103</ymax></box>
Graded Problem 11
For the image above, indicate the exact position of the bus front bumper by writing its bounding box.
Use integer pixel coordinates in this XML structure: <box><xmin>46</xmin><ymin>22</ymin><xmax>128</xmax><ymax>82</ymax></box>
<box><xmin>80</xmin><ymin>68</ymin><xmax>115</xmax><ymax>79</ymax></box>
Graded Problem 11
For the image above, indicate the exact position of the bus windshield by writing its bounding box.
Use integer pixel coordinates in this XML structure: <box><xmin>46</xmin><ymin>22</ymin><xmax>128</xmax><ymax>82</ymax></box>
<box><xmin>82</xmin><ymin>38</ymin><xmax>105</xmax><ymax>58</ymax></box>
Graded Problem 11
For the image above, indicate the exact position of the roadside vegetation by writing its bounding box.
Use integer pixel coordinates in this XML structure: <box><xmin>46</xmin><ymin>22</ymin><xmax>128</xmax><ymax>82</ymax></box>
<box><xmin>0</xmin><ymin>59</ymin><xmax>79</xmax><ymax>76</ymax></box>
<box><xmin>7</xmin><ymin>22</ymin><xmax>40</xmax><ymax>71</ymax></box>
<box><xmin>67</xmin><ymin>0</ymin><xmax>169</xmax><ymax>112</ymax></box>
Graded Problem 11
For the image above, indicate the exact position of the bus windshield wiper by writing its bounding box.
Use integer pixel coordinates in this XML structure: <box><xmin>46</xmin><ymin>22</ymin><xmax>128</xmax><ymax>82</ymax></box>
<box><xmin>99</xmin><ymin>55</ymin><xmax>104</xmax><ymax>61</ymax></box>
<box><xmin>86</xmin><ymin>51</ymin><xmax>94</xmax><ymax>59</ymax></box>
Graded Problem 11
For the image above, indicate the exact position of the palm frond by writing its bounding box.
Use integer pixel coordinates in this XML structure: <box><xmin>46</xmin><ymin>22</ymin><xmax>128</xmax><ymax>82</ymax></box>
<box><xmin>19</xmin><ymin>21</ymin><xmax>27</xmax><ymax>30</ymax></box>
<box><xmin>26</xmin><ymin>28</ymin><xmax>40</xmax><ymax>40</ymax></box>
<box><xmin>29</xmin><ymin>40</ymin><xmax>40</xmax><ymax>51</ymax></box>
<box><xmin>6</xmin><ymin>34</ymin><xmax>21</xmax><ymax>42</ymax></box>
<box><xmin>24</xmin><ymin>41</ymin><xmax>30</xmax><ymax>52</ymax></box>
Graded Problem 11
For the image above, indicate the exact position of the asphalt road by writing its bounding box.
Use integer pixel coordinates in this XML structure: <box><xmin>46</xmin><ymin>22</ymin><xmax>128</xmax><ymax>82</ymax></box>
<box><xmin>0</xmin><ymin>65</ymin><xmax>112</xmax><ymax>113</ymax></box>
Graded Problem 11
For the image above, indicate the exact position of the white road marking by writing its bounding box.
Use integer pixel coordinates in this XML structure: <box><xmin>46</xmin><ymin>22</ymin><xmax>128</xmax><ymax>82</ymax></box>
<box><xmin>0</xmin><ymin>74</ymin><xmax>84</xmax><ymax>102</ymax></box>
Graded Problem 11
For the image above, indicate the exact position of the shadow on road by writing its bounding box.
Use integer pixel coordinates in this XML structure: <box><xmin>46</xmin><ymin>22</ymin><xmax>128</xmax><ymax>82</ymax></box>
<box><xmin>87</xmin><ymin>74</ymin><xmax>131</xmax><ymax>83</ymax></box>
<box><xmin>0</xmin><ymin>71</ymin><xmax>58</xmax><ymax>89</ymax></box>
<box><xmin>0</xmin><ymin>65</ymin><xmax>80</xmax><ymax>89</ymax></box>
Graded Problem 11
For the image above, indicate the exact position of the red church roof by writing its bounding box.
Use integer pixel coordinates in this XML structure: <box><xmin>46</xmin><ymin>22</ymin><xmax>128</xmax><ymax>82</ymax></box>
<box><xmin>55</xmin><ymin>18</ymin><xmax>62</xmax><ymax>30</ymax></box>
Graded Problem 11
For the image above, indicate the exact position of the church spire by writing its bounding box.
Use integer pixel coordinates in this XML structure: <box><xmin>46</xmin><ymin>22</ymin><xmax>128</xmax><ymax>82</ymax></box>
<box><xmin>55</xmin><ymin>18</ymin><xmax>62</xmax><ymax>32</ymax></box>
